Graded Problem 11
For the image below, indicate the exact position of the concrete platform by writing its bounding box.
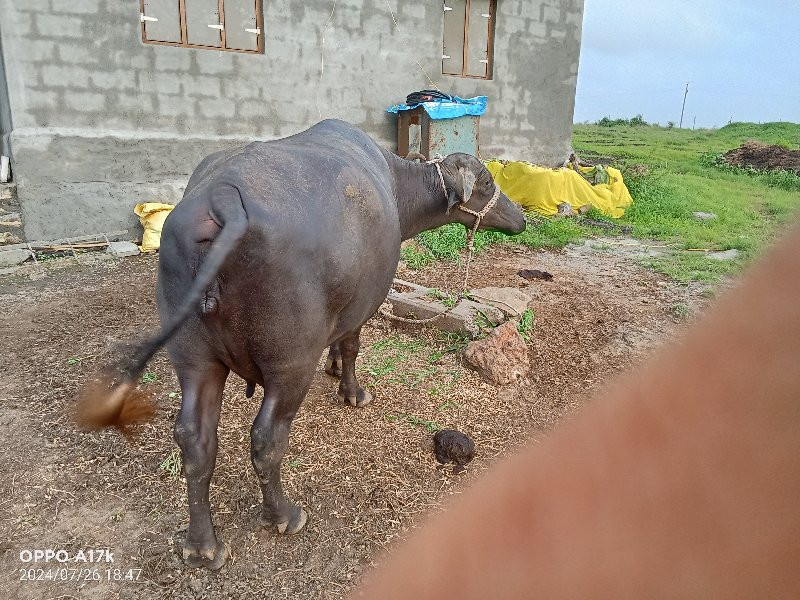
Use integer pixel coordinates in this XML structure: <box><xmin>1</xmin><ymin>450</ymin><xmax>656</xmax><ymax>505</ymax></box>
<box><xmin>386</xmin><ymin>278</ymin><xmax>505</xmax><ymax>336</ymax></box>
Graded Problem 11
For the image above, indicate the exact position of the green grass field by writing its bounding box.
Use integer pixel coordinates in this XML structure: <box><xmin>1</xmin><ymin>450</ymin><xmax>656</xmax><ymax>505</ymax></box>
<box><xmin>573</xmin><ymin>121</ymin><xmax>800</xmax><ymax>281</ymax></box>
<box><xmin>403</xmin><ymin>121</ymin><xmax>800</xmax><ymax>283</ymax></box>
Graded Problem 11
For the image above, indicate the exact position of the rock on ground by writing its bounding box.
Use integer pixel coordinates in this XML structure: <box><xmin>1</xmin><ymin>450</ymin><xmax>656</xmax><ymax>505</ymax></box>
<box><xmin>707</xmin><ymin>249</ymin><xmax>740</xmax><ymax>261</ymax></box>
<box><xmin>463</xmin><ymin>321</ymin><xmax>529</xmax><ymax>385</ymax></box>
<box><xmin>557</xmin><ymin>202</ymin><xmax>576</xmax><ymax>217</ymax></box>
<box><xmin>0</xmin><ymin>248</ymin><xmax>31</xmax><ymax>267</ymax></box>
<box><xmin>106</xmin><ymin>240</ymin><xmax>140</xmax><ymax>257</ymax></box>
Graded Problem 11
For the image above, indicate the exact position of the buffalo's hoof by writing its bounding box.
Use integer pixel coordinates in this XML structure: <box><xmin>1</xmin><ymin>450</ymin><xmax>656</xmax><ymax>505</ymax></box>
<box><xmin>182</xmin><ymin>540</ymin><xmax>229</xmax><ymax>570</ymax></box>
<box><xmin>338</xmin><ymin>388</ymin><xmax>373</xmax><ymax>408</ymax></box>
<box><xmin>325</xmin><ymin>356</ymin><xmax>343</xmax><ymax>378</ymax></box>
<box><xmin>262</xmin><ymin>506</ymin><xmax>308</xmax><ymax>535</ymax></box>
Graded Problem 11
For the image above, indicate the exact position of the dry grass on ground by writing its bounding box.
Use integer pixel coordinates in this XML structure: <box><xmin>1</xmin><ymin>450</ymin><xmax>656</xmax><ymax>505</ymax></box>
<box><xmin>0</xmin><ymin>243</ymin><xmax>698</xmax><ymax>599</ymax></box>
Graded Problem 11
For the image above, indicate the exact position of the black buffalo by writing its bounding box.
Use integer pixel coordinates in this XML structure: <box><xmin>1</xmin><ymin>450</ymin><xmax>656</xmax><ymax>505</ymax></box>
<box><xmin>79</xmin><ymin>119</ymin><xmax>525</xmax><ymax>569</ymax></box>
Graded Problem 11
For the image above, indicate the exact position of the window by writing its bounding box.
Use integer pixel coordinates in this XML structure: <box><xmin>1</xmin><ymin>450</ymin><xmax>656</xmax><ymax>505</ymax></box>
<box><xmin>442</xmin><ymin>0</ymin><xmax>495</xmax><ymax>79</ymax></box>
<box><xmin>140</xmin><ymin>0</ymin><xmax>264</xmax><ymax>54</ymax></box>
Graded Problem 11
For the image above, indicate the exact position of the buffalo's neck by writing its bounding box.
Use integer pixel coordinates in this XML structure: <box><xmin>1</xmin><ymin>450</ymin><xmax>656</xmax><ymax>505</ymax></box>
<box><xmin>384</xmin><ymin>151</ymin><xmax>452</xmax><ymax>240</ymax></box>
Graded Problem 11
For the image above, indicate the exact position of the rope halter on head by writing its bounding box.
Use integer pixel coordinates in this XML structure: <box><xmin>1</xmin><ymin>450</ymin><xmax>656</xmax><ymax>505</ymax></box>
<box><xmin>430</xmin><ymin>157</ymin><xmax>502</xmax><ymax>251</ymax></box>
<box><xmin>379</xmin><ymin>155</ymin><xmax>505</xmax><ymax>327</ymax></box>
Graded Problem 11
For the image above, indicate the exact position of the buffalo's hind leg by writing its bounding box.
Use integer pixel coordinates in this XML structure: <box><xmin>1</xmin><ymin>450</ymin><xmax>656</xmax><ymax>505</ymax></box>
<box><xmin>173</xmin><ymin>361</ymin><xmax>230</xmax><ymax>570</ymax></box>
<box><xmin>324</xmin><ymin>342</ymin><xmax>342</xmax><ymax>377</ymax></box>
<box><xmin>251</xmin><ymin>365</ymin><xmax>315</xmax><ymax>534</ymax></box>
<box><xmin>336</xmin><ymin>328</ymin><xmax>372</xmax><ymax>407</ymax></box>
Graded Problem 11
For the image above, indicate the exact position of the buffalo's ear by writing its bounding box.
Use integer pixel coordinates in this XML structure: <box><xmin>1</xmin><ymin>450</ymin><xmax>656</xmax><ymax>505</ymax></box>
<box><xmin>458</xmin><ymin>167</ymin><xmax>476</xmax><ymax>203</ymax></box>
<box><xmin>445</xmin><ymin>188</ymin><xmax>460</xmax><ymax>214</ymax></box>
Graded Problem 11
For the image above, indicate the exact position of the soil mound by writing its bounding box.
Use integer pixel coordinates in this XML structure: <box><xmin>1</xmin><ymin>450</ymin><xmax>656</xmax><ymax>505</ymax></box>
<box><xmin>723</xmin><ymin>141</ymin><xmax>800</xmax><ymax>174</ymax></box>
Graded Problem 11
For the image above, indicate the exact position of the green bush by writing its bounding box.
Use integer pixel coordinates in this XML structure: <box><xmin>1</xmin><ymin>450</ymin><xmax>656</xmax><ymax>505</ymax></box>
<box><xmin>596</xmin><ymin>114</ymin><xmax>649</xmax><ymax>127</ymax></box>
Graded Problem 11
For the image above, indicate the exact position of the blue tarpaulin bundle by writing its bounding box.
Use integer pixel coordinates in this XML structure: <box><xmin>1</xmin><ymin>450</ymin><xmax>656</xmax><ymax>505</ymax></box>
<box><xmin>387</xmin><ymin>94</ymin><xmax>487</xmax><ymax>120</ymax></box>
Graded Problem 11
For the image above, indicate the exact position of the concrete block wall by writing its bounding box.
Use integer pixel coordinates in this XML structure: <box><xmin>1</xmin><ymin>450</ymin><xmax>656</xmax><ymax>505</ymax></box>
<box><xmin>0</xmin><ymin>0</ymin><xmax>583</xmax><ymax>241</ymax></box>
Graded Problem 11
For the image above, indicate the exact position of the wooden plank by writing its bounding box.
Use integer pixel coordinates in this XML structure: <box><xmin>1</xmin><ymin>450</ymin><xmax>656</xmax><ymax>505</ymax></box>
<box><xmin>0</xmin><ymin>231</ymin><xmax>128</xmax><ymax>252</ymax></box>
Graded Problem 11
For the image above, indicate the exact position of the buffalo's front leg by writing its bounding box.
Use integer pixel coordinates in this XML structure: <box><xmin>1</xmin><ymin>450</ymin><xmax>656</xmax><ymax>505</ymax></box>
<box><xmin>324</xmin><ymin>342</ymin><xmax>342</xmax><ymax>377</ymax></box>
<box><xmin>173</xmin><ymin>362</ymin><xmax>229</xmax><ymax>570</ymax></box>
<box><xmin>336</xmin><ymin>328</ymin><xmax>372</xmax><ymax>407</ymax></box>
<box><xmin>251</xmin><ymin>369</ymin><xmax>314</xmax><ymax>534</ymax></box>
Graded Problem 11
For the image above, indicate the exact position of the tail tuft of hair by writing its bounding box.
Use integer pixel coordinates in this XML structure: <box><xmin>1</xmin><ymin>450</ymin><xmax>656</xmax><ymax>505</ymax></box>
<box><xmin>74</xmin><ymin>371</ymin><xmax>157</xmax><ymax>439</ymax></box>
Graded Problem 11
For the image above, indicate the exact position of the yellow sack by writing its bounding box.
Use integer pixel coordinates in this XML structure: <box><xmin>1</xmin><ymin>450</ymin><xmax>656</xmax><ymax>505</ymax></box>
<box><xmin>486</xmin><ymin>160</ymin><xmax>633</xmax><ymax>218</ymax></box>
<box><xmin>134</xmin><ymin>202</ymin><xmax>174</xmax><ymax>252</ymax></box>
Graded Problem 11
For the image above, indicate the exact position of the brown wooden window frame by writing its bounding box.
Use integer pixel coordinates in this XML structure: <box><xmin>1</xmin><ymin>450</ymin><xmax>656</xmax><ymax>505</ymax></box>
<box><xmin>139</xmin><ymin>0</ymin><xmax>264</xmax><ymax>54</ymax></box>
<box><xmin>442</xmin><ymin>0</ymin><xmax>496</xmax><ymax>80</ymax></box>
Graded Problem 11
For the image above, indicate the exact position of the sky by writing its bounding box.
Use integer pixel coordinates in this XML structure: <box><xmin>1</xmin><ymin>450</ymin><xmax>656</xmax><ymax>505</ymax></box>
<box><xmin>573</xmin><ymin>0</ymin><xmax>800</xmax><ymax>128</ymax></box>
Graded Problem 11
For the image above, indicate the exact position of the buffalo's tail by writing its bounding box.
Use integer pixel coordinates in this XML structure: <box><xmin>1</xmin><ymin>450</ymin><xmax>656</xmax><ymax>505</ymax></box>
<box><xmin>75</xmin><ymin>185</ymin><xmax>247</xmax><ymax>436</ymax></box>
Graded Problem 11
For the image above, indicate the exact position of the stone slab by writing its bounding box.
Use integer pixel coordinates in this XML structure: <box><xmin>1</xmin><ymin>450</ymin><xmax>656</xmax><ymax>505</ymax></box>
<box><xmin>106</xmin><ymin>240</ymin><xmax>140</xmax><ymax>257</ymax></box>
<box><xmin>391</xmin><ymin>278</ymin><xmax>432</xmax><ymax>294</ymax></box>
<box><xmin>0</xmin><ymin>248</ymin><xmax>33</xmax><ymax>267</ymax></box>
<box><xmin>450</xmin><ymin>300</ymin><xmax>504</xmax><ymax>334</ymax></box>
<box><xmin>469</xmin><ymin>287</ymin><xmax>532</xmax><ymax>317</ymax></box>
<box><xmin>386</xmin><ymin>290</ymin><xmax>504</xmax><ymax>336</ymax></box>
<box><xmin>707</xmin><ymin>249</ymin><xmax>740</xmax><ymax>261</ymax></box>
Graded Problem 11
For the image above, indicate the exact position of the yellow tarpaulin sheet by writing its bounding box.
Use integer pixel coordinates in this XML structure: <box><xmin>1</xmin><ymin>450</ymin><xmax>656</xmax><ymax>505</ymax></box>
<box><xmin>134</xmin><ymin>202</ymin><xmax>174</xmax><ymax>252</ymax></box>
<box><xmin>486</xmin><ymin>161</ymin><xmax>633</xmax><ymax>218</ymax></box>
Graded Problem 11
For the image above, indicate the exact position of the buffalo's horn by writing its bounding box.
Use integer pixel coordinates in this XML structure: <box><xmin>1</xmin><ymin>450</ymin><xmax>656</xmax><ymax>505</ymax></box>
<box><xmin>404</xmin><ymin>152</ymin><xmax>427</xmax><ymax>162</ymax></box>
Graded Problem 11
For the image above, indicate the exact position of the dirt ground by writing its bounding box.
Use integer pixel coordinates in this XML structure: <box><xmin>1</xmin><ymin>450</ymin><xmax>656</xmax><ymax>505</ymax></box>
<box><xmin>0</xmin><ymin>241</ymin><xmax>708</xmax><ymax>599</ymax></box>
<box><xmin>723</xmin><ymin>140</ymin><xmax>800</xmax><ymax>174</ymax></box>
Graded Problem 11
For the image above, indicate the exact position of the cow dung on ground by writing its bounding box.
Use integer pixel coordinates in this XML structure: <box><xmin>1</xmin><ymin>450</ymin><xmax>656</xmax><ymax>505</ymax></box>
<box><xmin>433</xmin><ymin>429</ymin><xmax>476</xmax><ymax>474</ymax></box>
<box><xmin>722</xmin><ymin>141</ymin><xmax>800</xmax><ymax>174</ymax></box>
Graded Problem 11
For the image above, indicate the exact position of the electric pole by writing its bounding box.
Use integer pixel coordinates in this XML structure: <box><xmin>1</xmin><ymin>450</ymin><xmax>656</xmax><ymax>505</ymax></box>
<box><xmin>679</xmin><ymin>82</ymin><xmax>689</xmax><ymax>128</ymax></box>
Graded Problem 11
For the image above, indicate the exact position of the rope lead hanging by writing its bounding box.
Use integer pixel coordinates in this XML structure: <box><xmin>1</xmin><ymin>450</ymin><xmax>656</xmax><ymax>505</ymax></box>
<box><xmin>380</xmin><ymin>160</ymin><xmax>502</xmax><ymax>326</ymax></box>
